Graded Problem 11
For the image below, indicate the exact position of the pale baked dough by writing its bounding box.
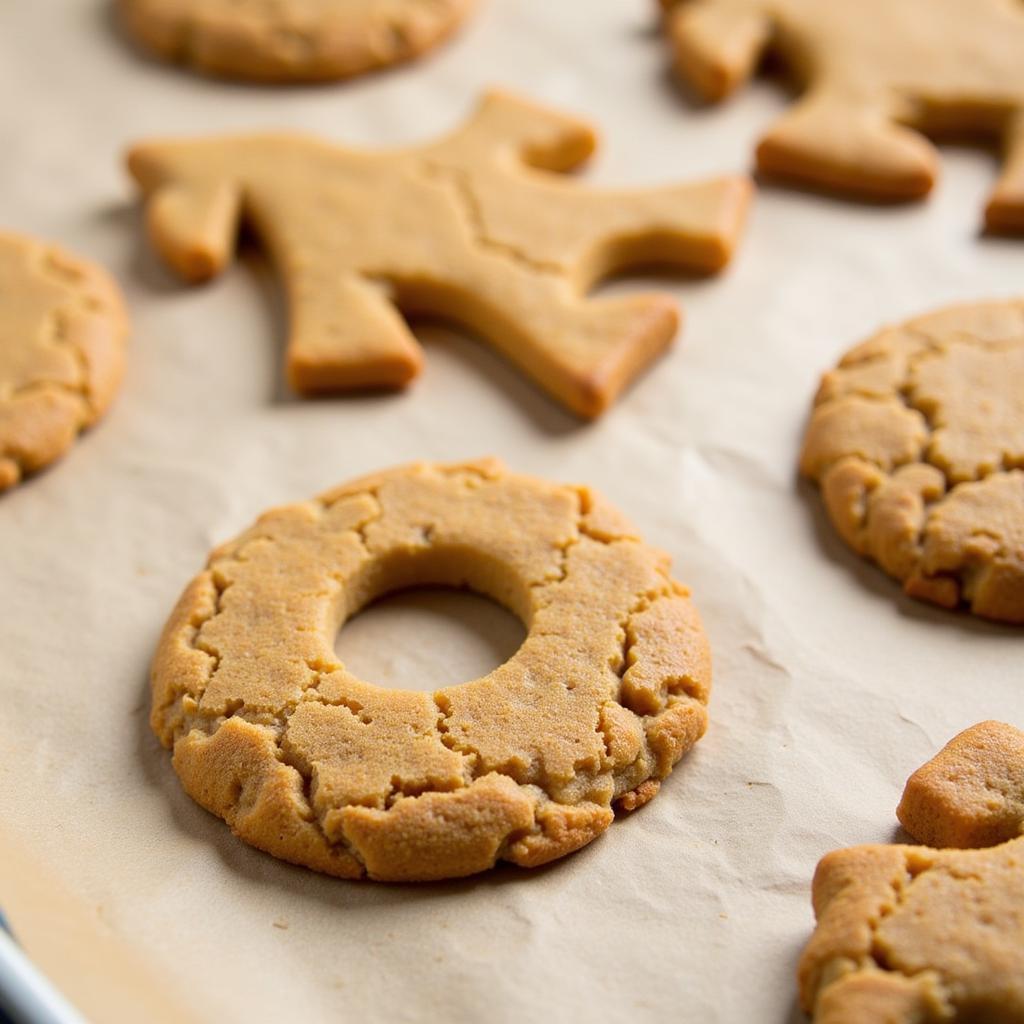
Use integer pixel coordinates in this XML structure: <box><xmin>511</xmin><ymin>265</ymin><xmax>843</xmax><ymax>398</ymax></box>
<box><xmin>150</xmin><ymin>459</ymin><xmax>713</xmax><ymax>882</ymax></box>
<box><xmin>127</xmin><ymin>89</ymin><xmax>752</xmax><ymax>419</ymax></box>
<box><xmin>0</xmin><ymin>232</ymin><xmax>128</xmax><ymax>493</ymax></box>
<box><xmin>118</xmin><ymin>0</ymin><xmax>475</xmax><ymax>83</ymax></box>
<box><xmin>799</xmin><ymin>721</ymin><xmax>1024</xmax><ymax>1023</ymax></box>
<box><xmin>659</xmin><ymin>0</ymin><xmax>1024</xmax><ymax>232</ymax></box>
<box><xmin>800</xmin><ymin>300</ymin><xmax>1024</xmax><ymax>624</ymax></box>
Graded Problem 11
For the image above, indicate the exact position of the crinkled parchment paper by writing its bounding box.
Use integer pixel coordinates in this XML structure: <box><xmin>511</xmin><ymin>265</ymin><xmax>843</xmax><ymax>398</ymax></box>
<box><xmin>0</xmin><ymin>2</ymin><xmax>1021</xmax><ymax>1021</ymax></box>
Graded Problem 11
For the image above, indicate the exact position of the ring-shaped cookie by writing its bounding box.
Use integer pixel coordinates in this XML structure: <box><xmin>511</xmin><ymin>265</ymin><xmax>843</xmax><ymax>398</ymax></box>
<box><xmin>151</xmin><ymin>459</ymin><xmax>712</xmax><ymax>881</ymax></box>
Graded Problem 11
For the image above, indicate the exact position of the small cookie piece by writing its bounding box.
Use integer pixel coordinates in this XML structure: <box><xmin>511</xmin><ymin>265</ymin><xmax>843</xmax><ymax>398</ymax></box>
<box><xmin>118</xmin><ymin>0</ymin><xmax>475</xmax><ymax>83</ymax></box>
<box><xmin>0</xmin><ymin>232</ymin><xmax>128</xmax><ymax>493</ymax></box>
<box><xmin>800</xmin><ymin>300</ymin><xmax>1024</xmax><ymax>624</ymax></box>
<box><xmin>127</xmin><ymin>89</ymin><xmax>752</xmax><ymax>419</ymax></box>
<box><xmin>150</xmin><ymin>458</ymin><xmax>713</xmax><ymax>881</ymax></box>
<box><xmin>898</xmin><ymin>720</ymin><xmax>1024</xmax><ymax>851</ymax></box>
<box><xmin>658</xmin><ymin>0</ymin><xmax>1024</xmax><ymax>231</ymax></box>
<box><xmin>799</xmin><ymin>721</ymin><xmax>1024</xmax><ymax>1023</ymax></box>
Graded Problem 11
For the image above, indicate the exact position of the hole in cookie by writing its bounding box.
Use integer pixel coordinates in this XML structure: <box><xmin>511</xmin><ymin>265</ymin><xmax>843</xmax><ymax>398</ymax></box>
<box><xmin>334</xmin><ymin>587</ymin><xmax>527</xmax><ymax>690</ymax></box>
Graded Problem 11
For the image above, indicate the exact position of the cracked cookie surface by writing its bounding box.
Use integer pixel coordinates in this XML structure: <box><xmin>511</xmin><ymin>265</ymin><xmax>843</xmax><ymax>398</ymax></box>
<box><xmin>118</xmin><ymin>0</ymin><xmax>475</xmax><ymax>82</ymax></box>
<box><xmin>127</xmin><ymin>89</ymin><xmax>751</xmax><ymax>419</ymax></box>
<box><xmin>0</xmin><ymin>232</ymin><xmax>128</xmax><ymax>493</ymax></box>
<box><xmin>800</xmin><ymin>300</ymin><xmax>1024</xmax><ymax>624</ymax></box>
<box><xmin>799</xmin><ymin>721</ymin><xmax>1024</xmax><ymax>1023</ymax></box>
<box><xmin>659</xmin><ymin>0</ymin><xmax>1024</xmax><ymax>231</ymax></box>
<box><xmin>150</xmin><ymin>458</ymin><xmax>713</xmax><ymax>882</ymax></box>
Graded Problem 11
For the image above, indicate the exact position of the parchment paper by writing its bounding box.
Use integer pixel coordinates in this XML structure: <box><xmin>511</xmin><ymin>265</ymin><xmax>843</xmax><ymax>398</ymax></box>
<box><xmin>1</xmin><ymin>3</ymin><xmax>1022</xmax><ymax>1022</ymax></box>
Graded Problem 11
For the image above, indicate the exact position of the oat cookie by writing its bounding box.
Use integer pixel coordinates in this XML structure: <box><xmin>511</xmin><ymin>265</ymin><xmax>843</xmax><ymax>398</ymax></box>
<box><xmin>128</xmin><ymin>90</ymin><xmax>752</xmax><ymax>419</ymax></box>
<box><xmin>659</xmin><ymin>0</ymin><xmax>1024</xmax><ymax>231</ymax></box>
<box><xmin>151</xmin><ymin>459</ymin><xmax>712</xmax><ymax>882</ymax></box>
<box><xmin>800</xmin><ymin>300</ymin><xmax>1024</xmax><ymax>624</ymax></box>
<box><xmin>0</xmin><ymin>233</ymin><xmax>128</xmax><ymax>493</ymax></box>
<box><xmin>799</xmin><ymin>721</ymin><xmax>1024</xmax><ymax>1023</ymax></box>
<box><xmin>118</xmin><ymin>0</ymin><xmax>475</xmax><ymax>83</ymax></box>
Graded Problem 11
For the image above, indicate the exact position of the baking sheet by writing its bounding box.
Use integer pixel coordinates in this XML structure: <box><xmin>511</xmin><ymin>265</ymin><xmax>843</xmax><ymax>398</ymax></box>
<box><xmin>1</xmin><ymin>2</ymin><xmax>1022</xmax><ymax>1022</ymax></box>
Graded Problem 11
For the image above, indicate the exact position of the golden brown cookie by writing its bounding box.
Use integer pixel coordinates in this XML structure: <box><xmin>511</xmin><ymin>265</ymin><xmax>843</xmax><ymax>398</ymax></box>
<box><xmin>659</xmin><ymin>0</ymin><xmax>1024</xmax><ymax>232</ymax></box>
<box><xmin>898</xmin><ymin>721</ymin><xmax>1024</xmax><ymax>851</ymax></box>
<box><xmin>800</xmin><ymin>300</ymin><xmax>1024</xmax><ymax>624</ymax></box>
<box><xmin>150</xmin><ymin>459</ymin><xmax>713</xmax><ymax>882</ymax></box>
<box><xmin>0</xmin><ymin>232</ymin><xmax>128</xmax><ymax>493</ymax></box>
<box><xmin>118</xmin><ymin>0</ymin><xmax>475</xmax><ymax>83</ymax></box>
<box><xmin>127</xmin><ymin>89</ymin><xmax>752</xmax><ymax>419</ymax></box>
<box><xmin>799</xmin><ymin>721</ymin><xmax>1024</xmax><ymax>1024</ymax></box>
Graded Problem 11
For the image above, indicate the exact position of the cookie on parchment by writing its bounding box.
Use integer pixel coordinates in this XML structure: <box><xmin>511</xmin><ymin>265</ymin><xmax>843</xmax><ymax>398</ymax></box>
<box><xmin>799</xmin><ymin>721</ymin><xmax>1024</xmax><ymax>1023</ymax></box>
<box><xmin>127</xmin><ymin>89</ymin><xmax>751</xmax><ymax>419</ymax></box>
<box><xmin>800</xmin><ymin>300</ymin><xmax>1024</xmax><ymax>624</ymax></box>
<box><xmin>0</xmin><ymin>233</ymin><xmax>127</xmax><ymax>493</ymax></box>
<box><xmin>118</xmin><ymin>0</ymin><xmax>475</xmax><ymax>83</ymax></box>
<box><xmin>659</xmin><ymin>0</ymin><xmax>1024</xmax><ymax>232</ymax></box>
<box><xmin>150</xmin><ymin>459</ymin><xmax>712</xmax><ymax>881</ymax></box>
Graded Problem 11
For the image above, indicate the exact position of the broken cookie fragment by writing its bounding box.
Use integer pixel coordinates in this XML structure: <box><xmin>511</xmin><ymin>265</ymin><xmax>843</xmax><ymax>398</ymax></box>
<box><xmin>897</xmin><ymin>720</ymin><xmax>1024</xmax><ymax>851</ymax></box>
<box><xmin>128</xmin><ymin>89</ymin><xmax>751</xmax><ymax>418</ymax></box>
<box><xmin>151</xmin><ymin>459</ymin><xmax>713</xmax><ymax>881</ymax></box>
<box><xmin>799</xmin><ymin>721</ymin><xmax>1024</xmax><ymax>1023</ymax></box>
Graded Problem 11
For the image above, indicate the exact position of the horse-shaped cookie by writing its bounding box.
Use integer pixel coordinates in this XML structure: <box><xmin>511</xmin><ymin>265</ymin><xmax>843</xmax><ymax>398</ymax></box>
<box><xmin>660</xmin><ymin>0</ymin><xmax>1024</xmax><ymax>232</ymax></box>
<box><xmin>128</xmin><ymin>90</ymin><xmax>751</xmax><ymax>418</ymax></box>
<box><xmin>799</xmin><ymin>721</ymin><xmax>1024</xmax><ymax>1022</ymax></box>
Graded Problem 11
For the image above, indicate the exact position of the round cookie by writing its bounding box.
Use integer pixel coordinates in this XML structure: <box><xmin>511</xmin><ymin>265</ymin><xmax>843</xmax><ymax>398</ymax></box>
<box><xmin>151</xmin><ymin>459</ymin><xmax>712</xmax><ymax>882</ymax></box>
<box><xmin>0</xmin><ymin>232</ymin><xmax>128</xmax><ymax>493</ymax></box>
<box><xmin>800</xmin><ymin>300</ymin><xmax>1024</xmax><ymax>624</ymax></box>
<box><xmin>118</xmin><ymin>0</ymin><xmax>475</xmax><ymax>83</ymax></box>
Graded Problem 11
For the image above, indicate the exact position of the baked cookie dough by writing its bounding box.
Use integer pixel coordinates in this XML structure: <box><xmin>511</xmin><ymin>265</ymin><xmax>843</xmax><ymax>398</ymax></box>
<box><xmin>799</xmin><ymin>721</ymin><xmax>1024</xmax><ymax>1023</ymax></box>
<box><xmin>0</xmin><ymin>232</ymin><xmax>128</xmax><ymax>493</ymax></box>
<box><xmin>151</xmin><ymin>459</ymin><xmax>713</xmax><ymax>881</ymax></box>
<box><xmin>800</xmin><ymin>300</ymin><xmax>1024</xmax><ymax>624</ymax></box>
<box><xmin>127</xmin><ymin>89</ymin><xmax>751</xmax><ymax>419</ymax></box>
<box><xmin>659</xmin><ymin>0</ymin><xmax>1024</xmax><ymax>232</ymax></box>
<box><xmin>118</xmin><ymin>0</ymin><xmax>475</xmax><ymax>83</ymax></box>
